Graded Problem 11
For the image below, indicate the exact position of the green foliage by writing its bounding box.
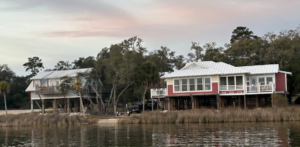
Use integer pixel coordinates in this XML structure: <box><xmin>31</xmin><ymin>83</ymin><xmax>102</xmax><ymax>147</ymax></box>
<box><xmin>23</xmin><ymin>56</ymin><xmax>44</xmax><ymax>76</ymax></box>
<box><xmin>295</xmin><ymin>97</ymin><xmax>300</xmax><ymax>105</ymax></box>
<box><xmin>59</xmin><ymin>76</ymin><xmax>74</xmax><ymax>95</ymax></box>
<box><xmin>273</xmin><ymin>94</ymin><xmax>288</xmax><ymax>107</ymax></box>
<box><xmin>230</xmin><ymin>26</ymin><xmax>258</xmax><ymax>43</ymax></box>
<box><xmin>138</xmin><ymin>61</ymin><xmax>160</xmax><ymax>88</ymax></box>
<box><xmin>0</xmin><ymin>81</ymin><xmax>10</xmax><ymax>94</ymax></box>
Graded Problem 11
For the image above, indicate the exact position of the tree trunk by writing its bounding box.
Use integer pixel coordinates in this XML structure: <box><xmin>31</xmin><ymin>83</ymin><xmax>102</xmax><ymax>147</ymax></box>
<box><xmin>4</xmin><ymin>93</ymin><xmax>7</xmax><ymax>116</ymax></box>
<box><xmin>79</xmin><ymin>92</ymin><xmax>86</xmax><ymax>118</ymax></box>
<box><xmin>142</xmin><ymin>86</ymin><xmax>148</xmax><ymax>112</ymax></box>
<box><xmin>113</xmin><ymin>86</ymin><xmax>116</xmax><ymax>114</ymax></box>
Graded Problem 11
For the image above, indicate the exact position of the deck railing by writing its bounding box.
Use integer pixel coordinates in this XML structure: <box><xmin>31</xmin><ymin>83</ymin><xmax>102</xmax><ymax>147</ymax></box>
<box><xmin>36</xmin><ymin>86</ymin><xmax>62</xmax><ymax>94</ymax></box>
<box><xmin>151</xmin><ymin>88</ymin><xmax>167</xmax><ymax>98</ymax></box>
<box><xmin>246</xmin><ymin>84</ymin><xmax>274</xmax><ymax>93</ymax></box>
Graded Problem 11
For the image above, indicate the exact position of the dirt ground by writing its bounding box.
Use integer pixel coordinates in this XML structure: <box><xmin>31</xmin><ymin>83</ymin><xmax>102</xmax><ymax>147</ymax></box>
<box><xmin>0</xmin><ymin>109</ymin><xmax>43</xmax><ymax>115</ymax></box>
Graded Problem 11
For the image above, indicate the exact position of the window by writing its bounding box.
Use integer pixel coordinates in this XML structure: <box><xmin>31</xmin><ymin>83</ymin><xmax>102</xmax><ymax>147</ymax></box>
<box><xmin>174</xmin><ymin>79</ymin><xmax>180</xmax><ymax>91</ymax></box>
<box><xmin>41</xmin><ymin>79</ymin><xmax>47</xmax><ymax>86</ymax></box>
<box><xmin>228</xmin><ymin>76</ymin><xmax>235</xmax><ymax>90</ymax></box>
<box><xmin>259</xmin><ymin>77</ymin><xmax>265</xmax><ymax>85</ymax></box>
<box><xmin>55</xmin><ymin>80</ymin><xmax>60</xmax><ymax>86</ymax></box>
<box><xmin>197</xmin><ymin>78</ymin><xmax>203</xmax><ymax>90</ymax></box>
<box><xmin>181</xmin><ymin>79</ymin><xmax>187</xmax><ymax>91</ymax></box>
<box><xmin>220</xmin><ymin>77</ymin><xmax>227</xmax><ymax>85</ymax></box>
<box><xmin>204</xmin><ymin>78</ymin><xmax>211</xmax><ymax>90</ymax></box>
<box><xmin>236</xmin><ymin>76</ymin><xmax>243</xmax><ymax>89</ymax></box>
<box><xmin>189</xmin><ymin>79</ymin><xmax>195</xmax><ymax>91</ymax></box>
<box><xmin>266</xmin><ymin>77</ymin><xmax>273</xmax><ymax>85</ymax></box>
<box><xmin>49</xmin><ymin>80</ymin><xmax>54</xmax><ymax>86</ymax></box>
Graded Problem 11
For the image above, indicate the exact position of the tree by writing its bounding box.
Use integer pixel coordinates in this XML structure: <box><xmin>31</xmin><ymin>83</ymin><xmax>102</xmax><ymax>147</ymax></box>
<box><xmin>0</xmin><ymin>64</ymin><xmax>15</xmax><ymax>82</ymax></box>
<box><xmin>202</xmin><ymin>42</ymin><xmax>225</xmax><ymax>62</ymax></box>
<box><xmin>54</xmin><ymin>61</ymin><xmax>73</xmax><ymax>70</ymax></box>
<box><xmin>0</xmin><ymin>81</ymin><xmax>10</xmax><ymax>116</ymax></box>
<box><xmin>230</xmin><ymin>26</ymin><xmax>258</xmax><ymax>43</ymax></box>
<box><xmin>74</xmin><ymin>81</ymin><xmax>86</xmax><ymax>118</ymax></box>
<box><xmin>187</xmin><ymin>42</ymin><xmax>204</xmax><ymax>62</ymax></box>
<box><xmin>138</xmin><ymin>61</ymin><xmax>160</xmax><ymax>112</ymax></box>
<box><xmin>23</xmin><ymin>57</ymin><xmax>44</xmax><ymax>76</ymax></box>
<box><xmin>174</xmin><ymin>55</ymin><xmax>186</xmax><ymax>70</ymax></box>
<box><xmin>73</xmin><ymin>56</ymin><xmax>95</xmax><ymax>69</ymax></box>
<box><xmin>148</xmin><ymin>46</ymin><xmax>175</xmax><ymax>73</ymax></box>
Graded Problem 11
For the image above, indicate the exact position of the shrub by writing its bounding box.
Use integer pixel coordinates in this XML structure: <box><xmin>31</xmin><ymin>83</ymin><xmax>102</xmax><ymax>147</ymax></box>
<box><xmin>295</xmin><ymin>97</ymin><xmax>300</xmax><ymax>105</ymax></box>
<box><xmin>272</xmin><ymin>94</ymin><xmax>288</xmax><ymax>107</ymax></box>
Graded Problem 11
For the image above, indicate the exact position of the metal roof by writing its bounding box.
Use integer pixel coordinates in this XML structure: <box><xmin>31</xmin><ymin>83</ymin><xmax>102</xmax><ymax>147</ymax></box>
<box><xmin>161</xmin><ymin>61</ymin><xmax>287</xmax><ymax>79</ymax></box>
<box><xmin>161</xmin><ymin>61</ymin><xmax>249</xmax><ymax>79</ymax></box>
<box><xmin>30</xmin><ymin>68</ymin><xmax>92</xmax><ymax>80</ymax></box>
<box><xmin>238</xmin><ymin>65</ymin><xmax>279</xmax><ymax>74</ymax></box>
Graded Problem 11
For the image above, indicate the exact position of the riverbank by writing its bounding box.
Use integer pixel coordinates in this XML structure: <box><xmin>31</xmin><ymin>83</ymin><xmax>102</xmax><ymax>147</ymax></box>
<box><xmin>119</xmin><ymin>107</ymin><xmax>300</xmax><ymax>124</ymax></box>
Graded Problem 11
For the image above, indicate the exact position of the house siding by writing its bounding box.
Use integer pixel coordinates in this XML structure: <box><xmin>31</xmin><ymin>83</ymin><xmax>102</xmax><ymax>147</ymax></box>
<box><xmin>275</xmin><ymin>72</ymin><xmax>286</xmax><ymax>92</ymax></box>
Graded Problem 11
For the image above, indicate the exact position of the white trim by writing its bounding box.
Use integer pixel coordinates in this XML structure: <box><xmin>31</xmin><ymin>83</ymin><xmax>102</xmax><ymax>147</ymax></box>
<box><xmin>279</xmin><ymin>70</ymin><xmax>292</xmax><ymax>75</ymax></box>
<box><xmin>219</xmin><ymin>74</ymin><xmax>244</xmax><ymax>91</ymax></box>
<box><xmin>173</xmin><ymin>76</ymin><xmax>213</xmax><ymax>93</ymax></box>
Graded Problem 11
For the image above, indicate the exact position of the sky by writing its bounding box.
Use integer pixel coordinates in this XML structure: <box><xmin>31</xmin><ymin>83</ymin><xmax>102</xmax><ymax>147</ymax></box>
<box><xmin>0</xmin><ymin>0</ymin><xmax>299</xmax><ymax>76</ymax></box>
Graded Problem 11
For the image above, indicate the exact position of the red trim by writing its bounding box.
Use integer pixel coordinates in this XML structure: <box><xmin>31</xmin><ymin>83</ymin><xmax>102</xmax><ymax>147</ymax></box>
<box><xmin>276</xmin><ymin>72</ymin><xmax>285</xmax><ymax>92</ymax></box>
<box><xmin>33</xmin><ymin>81</ymin><xmax>34</xmax><ymax>87</ymax></box>
<box><xmin>40</xmin><ymin>80</ymin><xmax>42</xmax><ymax>86</ymax></box>
<box><xmin>219</xmin><ymin>90</ymin><xmax>244</xmax><ymax>94</ymax></box>
<box><xmin>168</xmin><ymin>82</ymin><xmax>219</xmax><ymax>95</ymax></box>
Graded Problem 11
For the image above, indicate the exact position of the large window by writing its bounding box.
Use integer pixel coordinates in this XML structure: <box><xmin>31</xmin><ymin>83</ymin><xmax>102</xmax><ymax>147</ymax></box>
<box><xmin>181</xmin><ymin>79</ymin><xmax>187</xmax><ymax>91</ymax></box>
<box><xmin>34</xmin><ymin>80</ymin><xmax>40</xmax><ymax>87</ymax></box>
<box><xmin>259</xmin><ymin>77</ymin><xmax>265</xmax><ymax>85</ymax></box>
<box><xmin>189</xmin><ymin>79</ymin><xmax>195</xmax><ymax>91</ymax></box>
<box><xmin>174</xmin><ymin>77</ymin><xmax>211</xmax><ymax>92</ymax></box>
<box><xmin>266</xmin><ymin>77</ymin><xmax>273</xmax><ymax>85</ymax></box>
<box><xmin>174</xmin><ymin>79</ymin><xmax>180</xmax><ymax>91</ymax></box>
<box><xmin>197</xmin><ymin>78</ymin><xmax>203</xmax><ymax>90</ymax></box>
<box><xmin>220</xmin><ymin>76</ymin><xmax>244</xmax><ymax>90</ymax></box>
<box><xmin>204</xmin><ymin>78</ymin><xmax>211</xmax><ymax>90</ymax></box>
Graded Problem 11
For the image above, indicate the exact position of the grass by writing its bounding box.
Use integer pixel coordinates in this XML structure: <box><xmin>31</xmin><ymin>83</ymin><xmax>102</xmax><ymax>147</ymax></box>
<box><xmin>119</xmin><ymin>107</ymin><xmax>300</xmax><ymax>124</ymax></box>
<box><xmin>0</xmin><ymin>113</ymin><xmax>87</xmax><ymax>127</ymax></box>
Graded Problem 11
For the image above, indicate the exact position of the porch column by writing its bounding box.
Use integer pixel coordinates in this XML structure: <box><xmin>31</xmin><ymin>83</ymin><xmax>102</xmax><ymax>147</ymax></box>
<box><xmin>31</xmin><ymin>100</ymin><xmax>33</xmax><ymax>113</ymax></box>
<box><xmin>244</xmin><ymin>95</ymin><xmax>246</xmax><ymax>110</ymax></box>
<box><xmin>80</xmin><ymin>98</ymin><xmax>83</xmax><ymax>113</ymax></box>
<box><xmin>42</xmin><ymin>99</ymin><xmax>45</xmax><ymax>115</ymax></box>
<box><xmin>256</xmin><ymin>95</ymin><xmax>259</xmax><ymax>108</ymax></box>
<box><xmin>190</xmin><ymin>95</ymin><xmax>194</xmax><ymax>110</ymax></box>
<box><xmin>53</xmin><ymin>99</ymin><xmax>57</xmax><ymax>113</ymax></box>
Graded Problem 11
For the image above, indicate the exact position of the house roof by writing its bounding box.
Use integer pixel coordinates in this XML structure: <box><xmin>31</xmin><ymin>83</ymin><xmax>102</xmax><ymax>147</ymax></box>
<box><xmin>238</xmin><ymin>64</ymin><xmax>279</xmax><ymax>75</ymax></box>
<box><xmin>30</xmin><ymin>68</ymin><xmax>92</xmax><ymax>80</ymax></box>
<box><xmin>161</xmin><ymin>61</ymin><xmax>286</xmax><ymax>79</ymax></box>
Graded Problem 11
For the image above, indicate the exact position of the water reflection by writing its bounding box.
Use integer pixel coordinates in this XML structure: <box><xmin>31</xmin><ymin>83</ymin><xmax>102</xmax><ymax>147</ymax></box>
<box><xmin>0</xmin><ymin>122</ymin><xmax>300</xmax><ymax>146</ymax></box>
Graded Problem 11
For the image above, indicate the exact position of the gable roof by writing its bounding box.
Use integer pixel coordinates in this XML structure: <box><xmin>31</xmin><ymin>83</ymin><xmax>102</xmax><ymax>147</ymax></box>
<box><xmin>161</xmin><ymin>61</ymin><xmax>285</xmax><ymax>79</ymax></box>
<box><xmin>30</xmin><ymin>68</ymin><xmax>92</xmax><ymax>80</ymax></box>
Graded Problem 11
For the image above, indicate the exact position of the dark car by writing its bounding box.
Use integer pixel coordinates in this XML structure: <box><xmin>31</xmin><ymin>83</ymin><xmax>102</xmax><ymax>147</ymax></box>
<box><xmin>145</xmin><ymin>99</ymin><xmax>157</xmax><ymax>110</ymax></box>
<box><xmin>129</xmin><ymin>101</ymin><xmax>143</xmax><ymax>113</ymax></box>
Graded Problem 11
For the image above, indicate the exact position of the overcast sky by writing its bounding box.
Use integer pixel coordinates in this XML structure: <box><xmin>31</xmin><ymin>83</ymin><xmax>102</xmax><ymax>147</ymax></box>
<box><xmin>0</xmin><ymin>0</ymin><xmax>299</xmax><ymax>76</ymax></box>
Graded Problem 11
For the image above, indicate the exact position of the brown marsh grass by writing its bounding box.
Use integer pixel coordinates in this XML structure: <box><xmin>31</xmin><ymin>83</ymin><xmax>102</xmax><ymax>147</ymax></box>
<box><xmin>119</xmin><ymin>107</ymin><xmax>300</xmax><ymax>124</ymax></box>
<box><xmin>0</xmin><ymin>113</ymin><xmax>86</xmax><ymax>127</ymax></box>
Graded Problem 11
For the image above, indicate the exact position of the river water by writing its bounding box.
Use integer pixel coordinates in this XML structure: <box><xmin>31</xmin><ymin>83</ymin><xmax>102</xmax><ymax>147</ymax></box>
<box><xmin>0</xmin><ymin>122</ymin><xmax>300</xmax><ymax>146</ymax></box>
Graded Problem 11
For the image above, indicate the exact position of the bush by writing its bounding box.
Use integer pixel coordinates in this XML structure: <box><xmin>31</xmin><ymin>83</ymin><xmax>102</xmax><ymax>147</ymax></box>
<box><xmin>295</xmin><ymin>97</ymin><xmax>300</xmax><ymax>105</ymax></box>
<box><xmin>272</xmin><ymin>94</ymin><xmax>288</xmax><ymax>107</ymax></box>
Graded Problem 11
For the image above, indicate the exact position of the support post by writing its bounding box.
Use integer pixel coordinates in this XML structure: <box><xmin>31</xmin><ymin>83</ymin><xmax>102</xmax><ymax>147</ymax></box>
<box><xmin>244</xmin><ymin>95</ymin><xmax>246</xmax><ymax>110</ymax></box>
<box><xmin>31</xmin><ymin>100</ymin><xmax>33</xmax><ymax>113</ymax></box>
<box><xmin>168</xmin><ymin>98</ymin><xmax>170</xmax><ymax>111</ymax></box>
<box><xmin>80</xmin><ymin>98</ymin><xmax>83</xmax><ymax>113</ymax></box>
<box><xmin>216</xmin><ymin>95</ymin><xmax>220</xmax><ymax>110</ymax></box>
<box><xmin>271</xmin><ymin>94</ymin><xmax>274</xmax><ymax>108</ymax></box>
<box><xmin>64</xmin><ymin>99</ymin><xmax>67</xmax><ymax>113</ymax></box>
<box><xmin>256</xmin><ymin>95</ymin><xmax>258</xmax><ymax>108</ymax></box>
<box><xmin>178</xmin><ymin>98</ymin><xmax>180</xmax><ymax>110</ymax></box>
<box><xmin>53</xmin><ymin>99</ymin><xmax>57</xmax><ymax>113</ymax></box>
<box><xmin>190</xmin><ymin>95</ymin><xmax>194</xmax><ymax>110</ymax></box>
<box><xmin>42</xmin><ymin>99</ymin><xmax>45</xmax><ymax>115</ymax></box>
<box><xmin>74</xmin><ymin>99</ymin><xmax>79</xmax><ymax>112</ymax></box>
<box><xmin>238</xmin><ymin>96</ymin><xmax>241</xmax><ymax>108</ymax></box>
<box><xmin>67</xmin><ymin>98</ymin><xmax>70</xmax><ymax>114</ymax></box>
